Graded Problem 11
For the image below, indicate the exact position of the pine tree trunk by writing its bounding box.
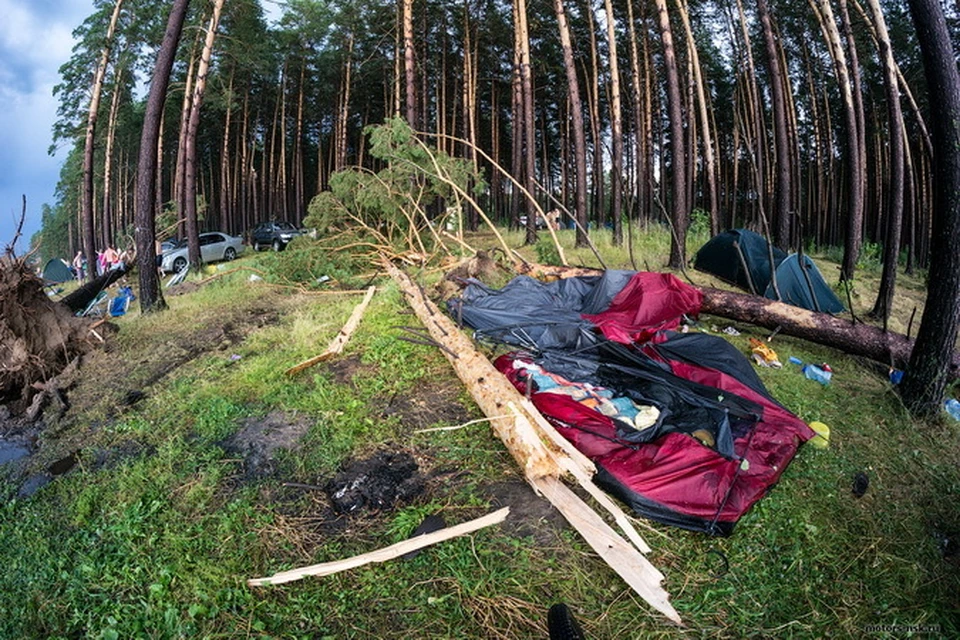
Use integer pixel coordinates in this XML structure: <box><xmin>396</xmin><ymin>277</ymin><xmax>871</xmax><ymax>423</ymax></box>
<box><xmin>136</xmin><ymin>0</ymin><xmax>192</xmax><ymax>313</ymax></box>
<box><xmin>900</xmin><ymin>0</ymin><xmax>960</xmax><ymax>416</ymax></box>
<box><xmin>81</xmin><ymin>0</ymin><xmax>124</xmax><ymax>281</ymax></box>
<box><xmin>654</xmin><ymin>0</ymin><xmax>688</xmax><ymax>269</ymax></box>
<box><xmin>554</xmin><ymin>0</ymin><xmax>589</xmax><ymax>247</ymax></box>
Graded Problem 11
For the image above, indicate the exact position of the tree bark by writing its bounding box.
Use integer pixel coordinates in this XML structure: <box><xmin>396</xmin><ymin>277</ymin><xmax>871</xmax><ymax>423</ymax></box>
<box><xmin>867</xmin><ymin>0</ymin><xmax>906</xmax><ymax>322</ymax></box>
<box><xmin>554</xmin><ymin>0</ymin><xmax>589</xmax><ymax>247</ymax></box>
<box><xmin>699</xmin><ymin>287</ymin><xmax>959</xmax><ymax>376</ymax></box>
<box><xmin>654</xmin><ymin>0</ymin><xmax>688</xmax><ymax>269</ymax></box>
<box><xmin>602</xmin><ymin>0</ymin><xmax>624</xmax><ymax>246</ymax></box>
<box><xmin>81</xmin><ymin>0</ymin><xmax>124</xmax><ymax>281</ymax></box>
<box><xmin>135</xmin><ymin>0</ymin><xmax>192</xmax><ymax>314</ymax></box>
<box><xmin>900</xmin><ymin>0</ymin><xmax>960</xmax><ymax>415</ymax></box>
<box><xmin>757</xmin><ymin>0</ymin><xmax>792</xmax><ymax>248</ymax></box>
<box><xmin>185</xmin><ymin>0</ymin><xmax>225</xmax><ymax>270</ymax></box>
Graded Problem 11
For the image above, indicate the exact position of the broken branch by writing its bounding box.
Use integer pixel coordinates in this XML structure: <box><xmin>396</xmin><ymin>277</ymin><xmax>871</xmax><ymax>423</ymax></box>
<box><xmin>286</xmin><ymin>285</ymin><xmax>377</xmax><ymax>375</ymax></box>
<box><xmin>248</xmin><ymin>507</ymin><xmax>509</xmax><ymax>586</ymax></box>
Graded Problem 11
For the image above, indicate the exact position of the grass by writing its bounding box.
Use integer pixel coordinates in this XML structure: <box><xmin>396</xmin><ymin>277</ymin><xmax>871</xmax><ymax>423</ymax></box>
<box><xmin>1</xmin><ymin>228</ymin><xmax>957</xmax><ymax>638</ymax></box>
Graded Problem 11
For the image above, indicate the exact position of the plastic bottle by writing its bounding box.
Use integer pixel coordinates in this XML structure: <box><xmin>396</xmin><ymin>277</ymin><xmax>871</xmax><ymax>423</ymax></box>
<box><xmin>802</xmin><ymin>364</ymin><xmax>832</xmax><ymax>385</ymax></box>
<box><xmin>945</xmin><ymin>398</ymin><xmax>960</xmax><ymax>422</ymax></box>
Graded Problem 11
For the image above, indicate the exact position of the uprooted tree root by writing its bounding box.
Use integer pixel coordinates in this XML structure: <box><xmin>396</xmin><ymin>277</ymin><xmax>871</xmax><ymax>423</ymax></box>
<box><xmin>0</xmin><ymin>255</ymin><xmax>96</xmax><ymax>414</ymax></box>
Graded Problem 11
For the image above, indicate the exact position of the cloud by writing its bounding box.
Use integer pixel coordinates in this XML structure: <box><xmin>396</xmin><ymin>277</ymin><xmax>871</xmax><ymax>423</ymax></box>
<box><xmin>0</xmin><ymin>0</ymin><xmax>92</xmax><ymax>247</ymax></box>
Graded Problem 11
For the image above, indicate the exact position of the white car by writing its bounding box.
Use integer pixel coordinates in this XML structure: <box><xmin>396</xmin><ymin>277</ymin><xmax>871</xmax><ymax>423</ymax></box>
<box><xmin>160</xmin><ymin>232</ymin><xmax>245</xmax><ymax>273</ymax></box>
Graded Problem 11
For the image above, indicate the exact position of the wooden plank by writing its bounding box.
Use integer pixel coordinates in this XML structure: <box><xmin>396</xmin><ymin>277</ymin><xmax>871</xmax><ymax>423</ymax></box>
<box><xmin>532</xmin><ymin>476</ymin><xmax>682</xmax><ymax>625</ymax></box>
<box><xmin>285</xmin><ymin>285</ymin><xmax>377</xmax><ymax>375</ymax></box>
<box><xmin>248</xmin><ymin>507</ymin><xmax>509</xmax><ymax>586</ymax></box>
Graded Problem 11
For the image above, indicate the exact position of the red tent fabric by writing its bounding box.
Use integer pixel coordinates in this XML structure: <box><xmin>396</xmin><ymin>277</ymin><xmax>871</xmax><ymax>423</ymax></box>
<box><xmin>479</xmin><ymin>272</ymin><xmax>813</xmax><ymax>535</ymax></box>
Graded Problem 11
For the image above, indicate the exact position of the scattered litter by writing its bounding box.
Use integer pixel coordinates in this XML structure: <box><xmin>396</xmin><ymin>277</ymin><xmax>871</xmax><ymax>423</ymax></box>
<box><xmin>945</xmin><ymin>398</ymin><xmax>960</xmax><ymax>422</ymax></box>
<box><xmin>852</xmin><ymin>471</ymin><xmax>869</xmax><ymax>498</ymax></box>
<box><xmin>808</xmin><ymin>421</ymin><xmax>831</xmax><ymax>449</ymax></box>
<box><xmin>316</xmin><ymin>275</ymin><xmax>331</xmax><ymax>284</ymax></box>
<box><xmin>788</xmin><ymin>356</ymin><xmax>803</xmax><ymax>366</ymax></box>
<box><xmin>802</xmin><ymin>363</ymin><xmax>832</xmax><ymax>385</ymax></box>
<box><xmin>749</xmin><ymin>338</ymin><xmax>782</xmax><ymax>368</ymax></box>
<box><xmin>248</xmin><ymin>274</ymin><xmax>262</xmax><ymax>282</ymax></box>
<box><xmin>889</xmin><ymin>368</ymin><xmax>904</xmax><ymax>384</ymax></box>
<box><xmin>229</xmin><ymin>354</ymin><xmax>242</xmax><ymax>361</ymax></box>
<box><xmin>722</xmin><ymin>326</ymin><xmax>740</xmax><ymax>336</ymax></box>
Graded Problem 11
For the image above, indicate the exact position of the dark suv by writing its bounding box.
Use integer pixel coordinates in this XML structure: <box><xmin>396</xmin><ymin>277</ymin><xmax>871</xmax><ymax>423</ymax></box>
<box><xmin>250</xmin><ymin>221</ymin><xmax>304</xmax><ymax>251</ymax></box>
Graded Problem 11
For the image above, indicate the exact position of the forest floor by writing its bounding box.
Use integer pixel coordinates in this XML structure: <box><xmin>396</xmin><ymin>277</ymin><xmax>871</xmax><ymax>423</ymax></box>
<box><xmin>0</xmin><ymin>226</ymin><xmax>957</xmax><ymax>638</ymax></box>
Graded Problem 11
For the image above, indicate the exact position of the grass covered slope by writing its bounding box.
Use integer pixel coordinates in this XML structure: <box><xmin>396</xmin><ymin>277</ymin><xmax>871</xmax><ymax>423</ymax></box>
<box><xmin>0</xmin><ymin>231</ymin><xmax>957</xmax><ymax>638</ymax></box>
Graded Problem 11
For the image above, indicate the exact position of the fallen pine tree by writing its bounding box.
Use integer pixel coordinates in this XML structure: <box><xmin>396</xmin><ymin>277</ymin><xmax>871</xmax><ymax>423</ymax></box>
<box><xmin>0</xmin><ymin>254</ymin><xmax>97</xmax><ymax>414</ymax></box>
<box><xmin>698</xmin><ymin>286</ymin><xmax>960</xmax><ymax>376</ymax></box>
<box><xmin>502</xmin><ymin>260</ymin><xmax>958</xmax><ymax>379</ymax></box>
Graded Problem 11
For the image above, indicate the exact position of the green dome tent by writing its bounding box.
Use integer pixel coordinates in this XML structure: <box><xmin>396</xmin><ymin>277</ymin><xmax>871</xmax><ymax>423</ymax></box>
<box><xmin>694</xmin><ymin>230</ymin><xmax>844</xmax><ymax>313</ymax></box>
<box><xmin>765</xmin><ymin>254</ymin><xmax>845</xmax><ymax>314</ymax></box>
<box><xmin>693</xmin><ymin>229</ymin><xmax>786</xmax><ymax>295</ymax></box>
<box><xmin>41</xmin><ymin>258</ymin><xmax>74</xmax><ymax>284</ymax></box>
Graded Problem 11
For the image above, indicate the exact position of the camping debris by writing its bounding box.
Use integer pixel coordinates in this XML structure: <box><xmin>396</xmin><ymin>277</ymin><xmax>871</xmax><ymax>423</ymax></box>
<box><xmin>324</xmin><ymin>450</ymin><xmax>424</xmax><ymax>514</ymax></box>
<box><xmin>749</xmin><ymin>338</ymin><xmax>782</xmax><ymax>368</ymax></box>
<box><xmin>247</xmin><ymin>507</ymin><xmax>510</xmax><ymax>586</ymax></box>
<box><xmin>285</xmin><ymin>285</ymin><xmax>376</xmax><ymax>375</ymax></box>
<box><xmin>386</xmin><ymin>261</ymin><xmax>681</xmax><ymax>625</ymax></box>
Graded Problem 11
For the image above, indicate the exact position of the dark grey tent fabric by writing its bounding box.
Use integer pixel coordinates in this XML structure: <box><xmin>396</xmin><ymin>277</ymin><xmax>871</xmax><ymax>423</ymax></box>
<box><xmin>693</xmin><ymin>229</ymin><xmax>787</xmax><ymax>294</ymax></box>
<box><xmin>764</xmin><ymin>254</ymin><xmax>845</xmax><ymax>314</ymax></box>
<box><xmin>41</xmin><ymin>258</ymin><xmax>74</xmax><ymax>283</ymax></box>
<box><xmin>449</xmin><ymin>270</ymin><xmax>638</xmax><ymax>352</ymax></box>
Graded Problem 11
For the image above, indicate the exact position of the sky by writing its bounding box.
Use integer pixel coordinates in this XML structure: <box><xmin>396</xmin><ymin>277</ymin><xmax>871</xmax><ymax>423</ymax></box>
<box><xmin>0</xmin><ymin>0</ymin><xmax>285</xmax><ymax>253</ymax></box>
<box><xmin>0</xmin><ymin>0</ymin><xmax>95</xmax><ymax>251</ymax></box>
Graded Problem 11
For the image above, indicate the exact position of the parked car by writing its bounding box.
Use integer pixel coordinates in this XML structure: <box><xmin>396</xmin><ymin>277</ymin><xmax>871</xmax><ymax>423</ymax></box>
<box><xmin>160</xmin><ymin>239</ymin><xmax>181</xmax><ymax>253</ymax></box>
<box><xmin>250</xmin><ymin>221</ymin><xmax>304</xmax><ymax>251</ymax></box>
<box><xmin>160</xmin><ymin>232</ymin><xmax>245</xmax><ymax>273</ymax></box>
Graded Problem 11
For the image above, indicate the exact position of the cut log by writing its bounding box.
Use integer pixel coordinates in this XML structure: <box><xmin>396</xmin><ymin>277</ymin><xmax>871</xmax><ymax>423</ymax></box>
<box><xmin>386</xmin><ymin>261</ymin><xmax>680</xmax><ymax>625</ymax></box>
<box><xmin>699</xmin><ymin>286</ymin><xmax>960</xmax><ymax>376</ymax></box>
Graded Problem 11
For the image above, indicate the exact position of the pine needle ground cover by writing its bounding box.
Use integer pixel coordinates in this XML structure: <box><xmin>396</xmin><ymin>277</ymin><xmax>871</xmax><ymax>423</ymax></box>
<box><xmin>0</xmin><ymin>234</ymin><xmax>956</xmax><ymax>639</ymax></box>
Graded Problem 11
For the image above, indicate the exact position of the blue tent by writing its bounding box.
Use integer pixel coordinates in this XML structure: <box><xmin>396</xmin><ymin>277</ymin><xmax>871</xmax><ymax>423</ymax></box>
<box><xmin>765</xmin><ymin>254</ymin><xmax>845</xmax><ymax>314</ymax></box>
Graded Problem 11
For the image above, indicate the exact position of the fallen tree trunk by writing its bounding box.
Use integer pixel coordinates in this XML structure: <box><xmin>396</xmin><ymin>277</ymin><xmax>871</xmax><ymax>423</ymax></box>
<box><xmin>699</xmin><ymin>287</ymin><xmax>960</xmax><ymax>376</ymax></box>
<box><xmin>497</xmin><ymin>260</ymin><xmax>959</xmax><ymax>378</ymax></box>
<box><xmin>386</xmin><ymin>261</ymin><xmax>681</xmax><ymax>625</ymax></box>
<box><xmin>61</xmin><ymin>266</ymin><xmax>128</xmax><ymax>314</ymax></box>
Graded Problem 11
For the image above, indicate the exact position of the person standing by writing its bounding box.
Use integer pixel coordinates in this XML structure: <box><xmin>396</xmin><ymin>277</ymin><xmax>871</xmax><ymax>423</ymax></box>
<box><xmin>72</xmin><ymin>250</ymin><xmax>85</xmax><ymax>281</ymax></box>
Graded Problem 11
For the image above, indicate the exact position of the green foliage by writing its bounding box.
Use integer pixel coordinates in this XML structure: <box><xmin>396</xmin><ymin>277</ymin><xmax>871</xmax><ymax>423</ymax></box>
<box><xmin>304</xmin><ymin>118</ymin><xmax>487</xmax><ymax>264</ymax></box>
<box><xmin>251</xmin><ymin>238</ymin><xmax>365</xmax><ymax>288</ymax></box>
<box><xmin>533</xmin><ymin>236</ymin><xmax>561</xmax><ymax>265</ymax></box>
<box><xmin>689</xmin><ymin>207</ymin><xmax>711</xmax><ymax>236</ymax></box>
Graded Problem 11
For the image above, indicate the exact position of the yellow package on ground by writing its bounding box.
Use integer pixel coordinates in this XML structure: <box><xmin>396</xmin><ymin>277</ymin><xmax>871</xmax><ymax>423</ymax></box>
<box><xmin>749</xmin><ymin>338</ymin><xmax>782</xmax><ymax>368</ymax></box>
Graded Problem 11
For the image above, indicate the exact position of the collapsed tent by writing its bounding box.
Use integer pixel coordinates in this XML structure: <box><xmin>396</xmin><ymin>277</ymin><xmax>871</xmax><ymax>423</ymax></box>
<box><xmin>694</xmin><ymin>229</ymin><xmax>844</xmax><ymax>313</ymax></box>
<box><xmin>450</xmin><ymin>271</ymin><xmax>814</xmax><ymax>535</ymax></box>
<box><xmin>41</xmin><ymin>258</ymin><xmax>74</xmax><ymax>284</ymax></box>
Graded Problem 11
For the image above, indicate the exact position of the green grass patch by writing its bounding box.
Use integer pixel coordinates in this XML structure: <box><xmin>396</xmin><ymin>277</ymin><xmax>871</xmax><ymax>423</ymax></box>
<box><xmin>1</xmin><ymin>226</ymin><xmax>957</xmax><ymax>638</ymax></box>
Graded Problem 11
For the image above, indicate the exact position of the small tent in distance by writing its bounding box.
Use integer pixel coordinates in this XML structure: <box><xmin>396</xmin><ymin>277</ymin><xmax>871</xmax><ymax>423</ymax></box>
<box><xmin>41</xmin><ymin>258</ymin><xmax>74</xmax><ymax>284</ymax></box>
<box><xmin>693</xmin><ymin>229</ymin><xmax>786</xmax><ymax>295</ymax></box>
<box><xmin>694</xmin><ymin>229</ymin><xmax>844</xmax><ymax>314</ymax></box>
<box><xmin>766</xmin><ymin>254</ymin><xmax>845</xmax><ymax>314</ymax></box>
